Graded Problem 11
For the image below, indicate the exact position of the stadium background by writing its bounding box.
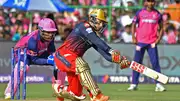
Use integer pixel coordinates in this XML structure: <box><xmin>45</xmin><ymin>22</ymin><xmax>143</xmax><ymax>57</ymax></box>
<box><xmin>0</xmin><ymin>0</ymin><xmax>180</xmax><ymax>101</ymax></box>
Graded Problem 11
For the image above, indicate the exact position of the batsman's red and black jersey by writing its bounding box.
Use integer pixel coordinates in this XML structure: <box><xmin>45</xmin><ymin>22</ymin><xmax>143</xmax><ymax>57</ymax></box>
<box><xmin>58</xmin><ymin>22</ymin><xmax>113</xmax><ymax>62</ymax></box>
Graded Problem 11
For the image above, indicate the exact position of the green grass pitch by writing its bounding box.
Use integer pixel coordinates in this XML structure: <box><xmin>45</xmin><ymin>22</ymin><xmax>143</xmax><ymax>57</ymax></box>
<box><xmin>0</xmin><ymin>83</ymin><xmax>180</xmax><ymax>101</ymax></box>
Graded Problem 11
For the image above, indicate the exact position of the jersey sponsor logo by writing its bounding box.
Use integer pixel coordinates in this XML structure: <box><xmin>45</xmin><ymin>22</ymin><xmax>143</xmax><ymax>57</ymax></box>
<box><xmin>142</xmin><ymin>19</ymin><xmax>157</xmax><ymax>23</ymax></box>
<box><xmin>64</xmin><ymin>54</ymin><xmax>71</xmax><ymax>57</ymax></box>
<box><xmin>86</xmin><ymin>28</ymin><xmax>93</xmax><ymax>33</ymax></box>
<box><xmin>39</xmin><ymin>48</ymin><xmax>47</xmax><ymax>53</ymax></box>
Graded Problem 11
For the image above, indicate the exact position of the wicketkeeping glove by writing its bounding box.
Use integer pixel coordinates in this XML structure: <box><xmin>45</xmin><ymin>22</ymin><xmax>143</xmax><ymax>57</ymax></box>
<box><xmin>47</xmin><ymin>54</ymin><xmax>54</xmax><ymax>66</ymax></box>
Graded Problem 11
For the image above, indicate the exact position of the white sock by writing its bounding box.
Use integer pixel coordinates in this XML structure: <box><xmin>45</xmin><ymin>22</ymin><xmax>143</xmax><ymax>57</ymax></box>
<box><xmin>131</xmin><ymin>84</ymin><xmax>137</xmax><ymax>87</ymax></box>
<box><xmin>156</xmin><ymin>83</ymin><xmax>162</xmax><ymax>87</ymax></box>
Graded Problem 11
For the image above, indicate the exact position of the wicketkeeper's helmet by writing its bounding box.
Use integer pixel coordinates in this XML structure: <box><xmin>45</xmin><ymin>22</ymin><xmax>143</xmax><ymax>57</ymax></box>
<box><xmin>38</xmin><ymin>18</ymin><xmax>57</xmax><ymax>32</ymax></box>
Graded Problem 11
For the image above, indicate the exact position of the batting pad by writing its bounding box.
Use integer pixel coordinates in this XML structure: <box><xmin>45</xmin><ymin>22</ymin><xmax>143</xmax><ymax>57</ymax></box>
<box><xmin>76</xmin><ymin>57</ymin><xmax>100</xmax><ymax>96</ymax></box>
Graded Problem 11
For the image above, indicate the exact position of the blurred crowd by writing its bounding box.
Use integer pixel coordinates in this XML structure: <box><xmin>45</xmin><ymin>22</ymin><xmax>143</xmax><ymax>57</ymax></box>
<box><xmin>0</xmin><ymin>0</ymin><xmax>179</xmax><ymax>44</ymax></box>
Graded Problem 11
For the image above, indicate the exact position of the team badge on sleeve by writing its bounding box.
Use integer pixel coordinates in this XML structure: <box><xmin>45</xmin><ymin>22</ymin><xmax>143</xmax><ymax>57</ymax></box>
<box><xmin>86</xmin><ymin>28</ymin><xmax>93</xmax><ymax>33</ymax></box>
<box><xmin>84</xmin><ymin>23</ymin><xmax>90</xmax><ymax>27</ymax></box>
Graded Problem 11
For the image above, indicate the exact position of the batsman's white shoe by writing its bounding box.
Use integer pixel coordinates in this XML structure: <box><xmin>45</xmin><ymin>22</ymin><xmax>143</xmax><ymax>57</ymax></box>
<box><xmin>155</xmin><ymin>83</ymin><xmax>166</xmax><ymax>92</ymax></box>
<box><xmin>53</xmin><ymin>84</ymin><xmax>86</xmax><ymax>100</ymax></box>
<box><xmin>4</xmin><ymin>93</ymin><xmax>11</xmax><ymax>100</ymax></box>
<box><xmin>127</xmin><ymin>84</ymin><xmax>138</xmax><ymax>91</ymax></box>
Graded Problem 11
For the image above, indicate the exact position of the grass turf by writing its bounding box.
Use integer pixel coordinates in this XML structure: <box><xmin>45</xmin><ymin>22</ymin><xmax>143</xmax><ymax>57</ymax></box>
<box><xmin>0</xmin><ymin>83</ymin><xmax>179</xmax><ymax>101</ymax></box>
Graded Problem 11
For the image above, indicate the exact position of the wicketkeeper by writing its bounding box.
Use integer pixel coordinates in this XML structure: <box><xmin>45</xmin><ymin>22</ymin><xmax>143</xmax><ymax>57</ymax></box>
<box><xmin>4</xmin><ymin>18</ymin><xmax>66</xmax><ymax>101</ymax></box>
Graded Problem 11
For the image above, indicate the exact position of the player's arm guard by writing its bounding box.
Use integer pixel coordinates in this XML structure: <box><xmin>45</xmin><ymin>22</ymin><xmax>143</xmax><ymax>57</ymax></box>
<box><xmin>75</xmin><ymin>57</ymin><xmax>100</xmax><ymax>96</ymax></box>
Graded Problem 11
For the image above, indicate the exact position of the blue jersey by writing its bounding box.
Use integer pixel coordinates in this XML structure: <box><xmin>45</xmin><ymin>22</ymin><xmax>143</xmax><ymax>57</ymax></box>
<box><xmin>15</xmin><ymin>30</ymin><xmax>55</xmax><ymax>65</ymax></box>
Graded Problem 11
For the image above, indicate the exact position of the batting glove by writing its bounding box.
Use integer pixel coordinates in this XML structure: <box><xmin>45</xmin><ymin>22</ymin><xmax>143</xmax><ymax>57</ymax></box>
<box><xmin>119</xmin><ymin>56</ymin><xmax>130</xmax><ymax>69</ymax></box>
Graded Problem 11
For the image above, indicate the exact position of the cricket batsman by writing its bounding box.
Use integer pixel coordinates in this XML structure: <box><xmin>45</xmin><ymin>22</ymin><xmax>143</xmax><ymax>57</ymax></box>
<box><xmin>127</xmin><ymin>0</ymin><xmax>166</xmax><ymax>91</ymax></box>
<box><xmin>4</xmin><ymin>18</ymin><xmax>66</xmax><ymax>100</ymax></box>
<box><xmin>52</xmin><ymin>9</ymin><xmax>130</xmax><ymax>101</ymax></box>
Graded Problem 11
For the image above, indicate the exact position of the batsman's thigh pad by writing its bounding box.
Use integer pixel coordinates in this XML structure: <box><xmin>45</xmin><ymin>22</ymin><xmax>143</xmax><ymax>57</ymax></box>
<box><xmin>75</xmin><ymin>57</ymin><xmax>100</xmax><ymax>96</ymax></box>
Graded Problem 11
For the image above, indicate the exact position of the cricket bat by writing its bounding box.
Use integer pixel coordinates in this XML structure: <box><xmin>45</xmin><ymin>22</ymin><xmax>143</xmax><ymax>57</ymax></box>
<box><xmin>129</xmin><ymin>61</ymin><xmax>169</xmax><ymax>84</ymax></box>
